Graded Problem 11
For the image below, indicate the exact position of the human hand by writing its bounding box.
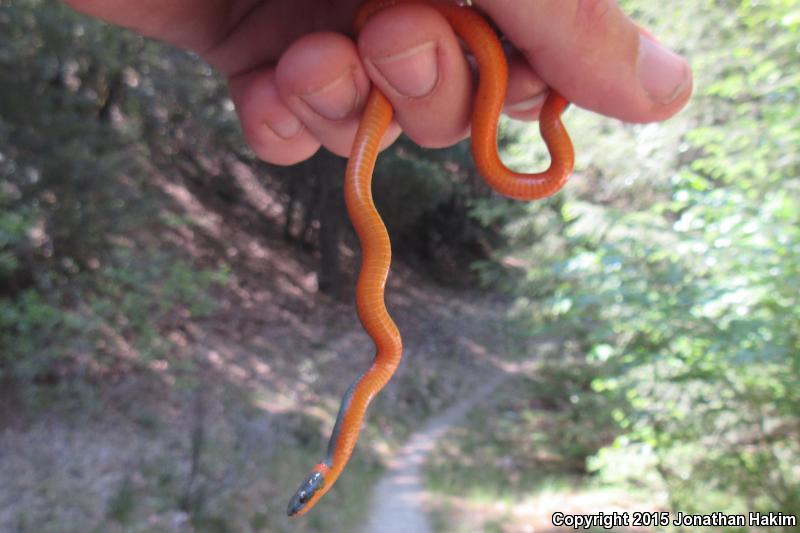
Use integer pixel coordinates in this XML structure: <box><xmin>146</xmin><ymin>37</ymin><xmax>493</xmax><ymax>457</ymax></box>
<box><xmin>64</xmin><ymin>0</ymin><xmax>692</xmax><ymax>165</ymax></box>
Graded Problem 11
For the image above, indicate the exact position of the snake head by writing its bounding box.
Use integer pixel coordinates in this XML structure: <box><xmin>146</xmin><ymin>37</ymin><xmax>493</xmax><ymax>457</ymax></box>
<box><xmin>287</xmin><ymin>466</ymin><xmax>327</xmax><ymax>517</ymax></box>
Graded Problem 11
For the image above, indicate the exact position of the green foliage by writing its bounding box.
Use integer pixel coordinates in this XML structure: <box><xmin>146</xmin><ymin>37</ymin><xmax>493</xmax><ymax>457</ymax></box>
<box><xmin>427</xmin><ymin>361</ymin><xmax>621</xmax><ymax>501</ymax></box>
<box><xmin>478</xmin><ymin>0</ymin><xmax>800</xmax><ymax>519</ymax></box>
<box><xmin>106</xmin><ymin>477</ymin><xmax>136</xmax><ymax>524</ymax></box>
<box><xmin>372</xmin><ymin>135</ymin><xmax>504</xmax><ymax>276</ymax></box>
<box><xmin>0</xmin><ymin>0</ymin><xmax>231</xmax><ymax>394</ymax></box>
<box><xmin>374</xmin><ymin>138</ymin><xmax>456</xmax><ymax>233</ymax></box>
<box><xmin>87</xmin><ymin>252</ymin><xmax>230</xmax><ymax>365</ymax></box>
<box><xmin>0</xmin><ymin>251</ymin><xmax>229</xmax><ymax>388</ymax></box>
<box><xmin>1</xmin><ymin>0</ymin><xmax>153</xmax><ymax>266</ymax></box>
<box><xmin>0</xmin><ymin>190</ymin><xmax>36</xmax><ymax>279</ymax></box>
<box><xmin>0</xmin><ymin>289</ymin><xmax>78</xmax><ymax>381</ymax></box>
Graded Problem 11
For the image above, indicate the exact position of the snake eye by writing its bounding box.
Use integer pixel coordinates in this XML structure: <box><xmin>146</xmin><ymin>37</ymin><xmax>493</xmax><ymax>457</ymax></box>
<box><xmin>287</xmin><ymin>470</ymin><xmax>325</xmax><ymax>516</ymax></box>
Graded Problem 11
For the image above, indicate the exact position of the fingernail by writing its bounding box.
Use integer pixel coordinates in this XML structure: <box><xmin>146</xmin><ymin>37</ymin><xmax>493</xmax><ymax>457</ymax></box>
<box><xmin>505</xmin><ymin>92</ymin><xmax>546</xmax><ymax>114</ymax></box>
<box><xmin>299</xmin><ymin>72</ymin><xmax>359</xmax><ymax>120</ymax></box>
<box><xmin>637</xmin><ymin>34</ymin><xmax>690</xmax><ymax>105</ymax></box>
<box><xmin>371</xmin><ymin>42</ymin><xmax>438</xmax><ymax>98</ymax></box>
<box><xmin>265</xmin><ymin>116</ymin><xmax>302</xmax><ymax>140</ymax></box>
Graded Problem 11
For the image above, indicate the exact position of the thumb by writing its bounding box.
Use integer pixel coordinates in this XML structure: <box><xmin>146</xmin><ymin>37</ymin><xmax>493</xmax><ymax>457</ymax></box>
<box><xmin>474</xmin><ymin>0</ymin><xmax>692</xmax><ymax>123</ymax></box>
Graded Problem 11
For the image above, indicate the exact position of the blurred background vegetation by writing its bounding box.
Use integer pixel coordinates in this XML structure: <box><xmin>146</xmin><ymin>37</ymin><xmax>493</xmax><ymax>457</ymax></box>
<box><xmin>1</xmin><ymin>0</ymin><xmax>797</xmax><ymax>532</ymax></box>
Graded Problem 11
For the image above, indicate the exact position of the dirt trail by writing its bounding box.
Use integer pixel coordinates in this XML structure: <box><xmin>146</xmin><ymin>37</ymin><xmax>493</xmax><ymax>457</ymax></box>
<box><xmin>0</xmin><ymin>163</ymin><xmax>546</xmax><ymax>531</ymax></box>
<box><xmin>360</xmin><ymin>356</ymin><xmax>541</xmax><ymax>533</ymax></box>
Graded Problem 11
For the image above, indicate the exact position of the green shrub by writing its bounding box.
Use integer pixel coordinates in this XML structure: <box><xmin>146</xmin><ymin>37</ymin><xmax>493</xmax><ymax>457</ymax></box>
<box><xmin>475</xmin><ymin>0</ymin><xmax>800</xmax><ymax>518</ymax></box>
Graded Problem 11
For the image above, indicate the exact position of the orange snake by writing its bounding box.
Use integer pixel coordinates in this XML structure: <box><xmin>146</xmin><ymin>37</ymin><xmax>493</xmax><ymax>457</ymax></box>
<box><xmin>287</xmin><ymin>0</ymin><xmax>574</xmax><ymax>517</ymax></box>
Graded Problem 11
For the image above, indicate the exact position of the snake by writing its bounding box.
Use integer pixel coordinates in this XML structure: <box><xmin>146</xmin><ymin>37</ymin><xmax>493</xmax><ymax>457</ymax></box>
<box><xmin>287</xmin><ymin>0</ymin><xmax>574</xmax><ymax>517</ymax></box>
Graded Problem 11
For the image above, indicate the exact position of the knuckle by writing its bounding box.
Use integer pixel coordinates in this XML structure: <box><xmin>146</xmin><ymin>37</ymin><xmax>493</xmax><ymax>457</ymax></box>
<box><xmin>574</xmin><ymin>0</ymin><xmax>613</xmax><ymax>32</ymax></box>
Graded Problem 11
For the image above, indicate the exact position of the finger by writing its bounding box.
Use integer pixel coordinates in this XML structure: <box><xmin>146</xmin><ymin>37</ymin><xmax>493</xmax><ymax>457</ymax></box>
<box><xmin>357</xmin><ymin>3</ymin><xmax>472</xmax><ymax>148</ymax></box>
<box><xmin>474</xmin><ymin>0</ymin><xmax>692</xmax><ymax>123</ymax></box>
<box><xmin>229</xmin><ymin>68</ymin><xmax>321</xmax><ymax>166</ymax></box>
<box><xmin>503</xmin><ymin>54</ymin><xmax>548</xmax><ymax>121</ymax></box>
<box><xmin>275</xmin><ymin>32</ymin><xmax>401</xmax><ymax>158</ymax></box>
<box><xmin>62</xmin><ymin>0</ymin><xmax>229</xmax><ymax>52</ymax></box>
<box><xmin>63</xmin><ymin>0</ymin><xmax>362</xmax><ymax>77</ymax></box>
<box><xmin>203</xmin><ymin>0</ymin><xmax>361</xmax><ymax>76</ymax></box>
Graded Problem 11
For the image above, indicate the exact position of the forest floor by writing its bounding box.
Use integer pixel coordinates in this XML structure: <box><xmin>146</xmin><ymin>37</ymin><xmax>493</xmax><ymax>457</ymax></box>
<box><xmin>0</xmin><ymin>165</ymin><xmax>655</xmax><ymax>532</ymax></box>
<box><xmin>360</xmin><ymin>355</ymin><xmax>536</xmax><ymax>533</ymax></box>
<box><xmin>360</xmin><ymin>345</ymin><xmax>657</xmax><ymax>533</ymax></box>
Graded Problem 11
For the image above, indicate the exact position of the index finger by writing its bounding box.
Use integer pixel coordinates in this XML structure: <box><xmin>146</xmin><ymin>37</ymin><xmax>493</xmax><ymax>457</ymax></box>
<box><xmin>474</xmin><ymin>0</ymin><xmax>692</xmax><ymax>123</ymax></box>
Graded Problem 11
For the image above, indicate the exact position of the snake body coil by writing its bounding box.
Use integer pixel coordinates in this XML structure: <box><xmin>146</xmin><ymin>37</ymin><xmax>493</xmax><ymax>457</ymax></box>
<box><xmin>287</xmin><ymin>0</ymin><xmax>574</xmax><ymax>517</ymax></box>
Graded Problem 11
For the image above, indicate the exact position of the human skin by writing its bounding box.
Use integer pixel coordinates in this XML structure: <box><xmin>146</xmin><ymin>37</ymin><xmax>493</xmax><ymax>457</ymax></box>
<box><xmin>62</xmin><ymin>0</ymin><xmax>692</xmax><ymax>165</ymax></box>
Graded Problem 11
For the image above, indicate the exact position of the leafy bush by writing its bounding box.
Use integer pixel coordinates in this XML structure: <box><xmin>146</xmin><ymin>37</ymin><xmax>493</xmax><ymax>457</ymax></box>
<box><xmin>477</xmin><ymin>0</ymin><xmax>800</xmax><ymax>518</ymax></box>
<box><xmin>0</xmin><ymin>250</ymin><xmax>229</xmax><ymax>390</ymax></box>
<box><xmin>0</xmin><ymin>1</ymin><xmax>233</xmax><ymax>395</ymax></box>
